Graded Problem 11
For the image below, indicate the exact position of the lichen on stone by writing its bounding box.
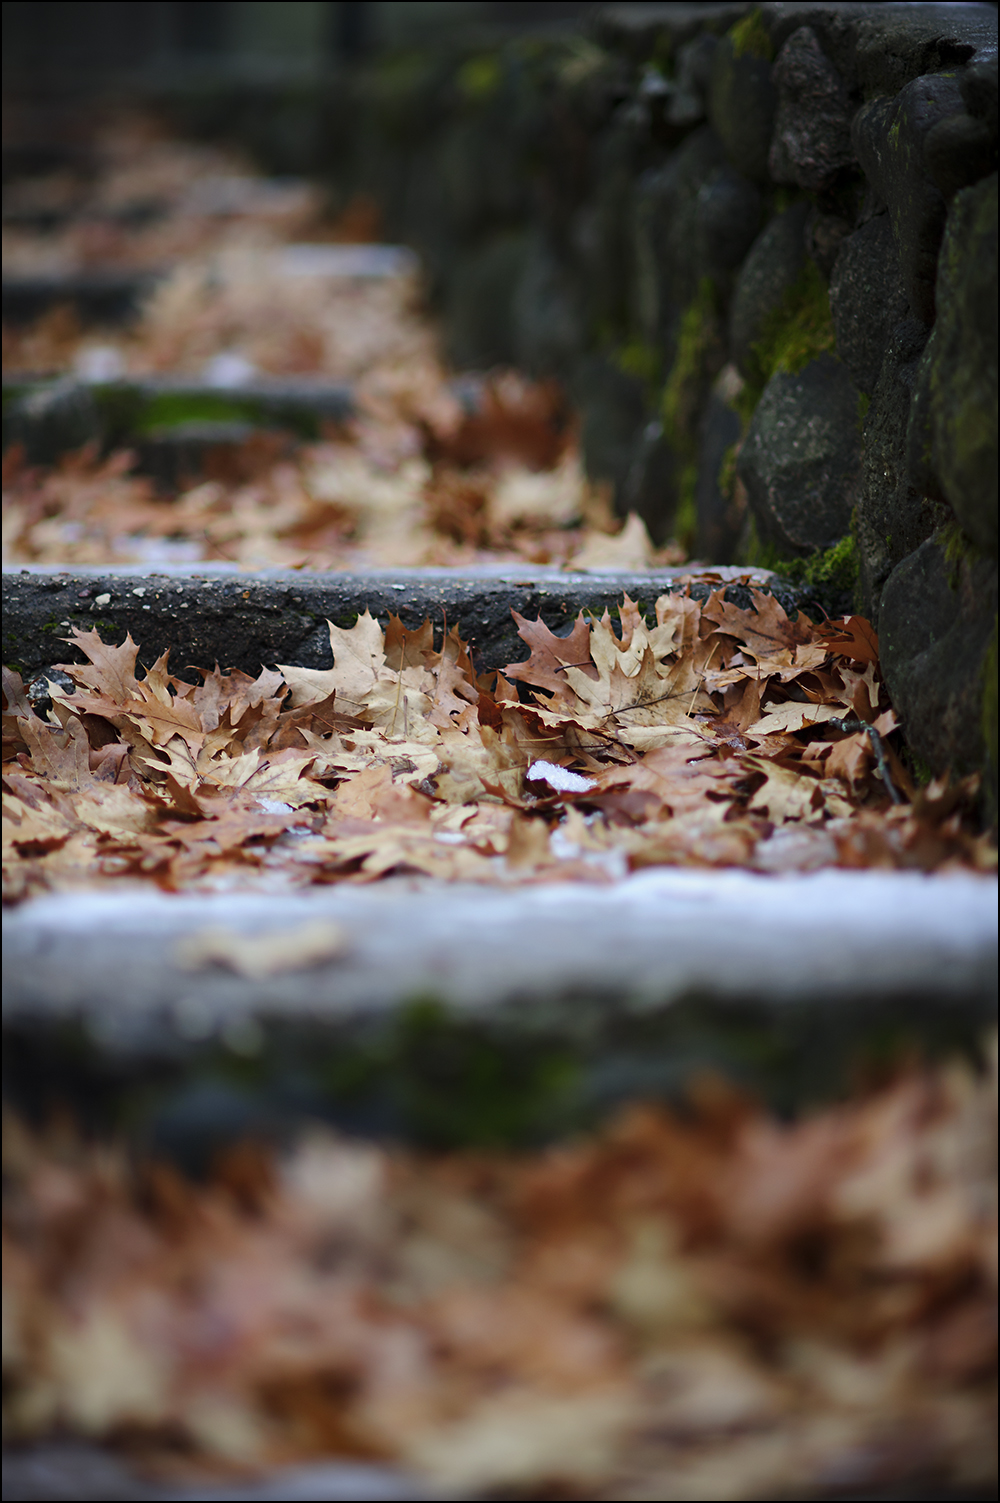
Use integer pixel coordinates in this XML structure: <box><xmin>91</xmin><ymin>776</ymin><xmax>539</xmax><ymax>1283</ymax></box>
<box><xmin>729</xmin><ymin>9</ymin><xmax>774</xmax><ymax>63</ymax></box>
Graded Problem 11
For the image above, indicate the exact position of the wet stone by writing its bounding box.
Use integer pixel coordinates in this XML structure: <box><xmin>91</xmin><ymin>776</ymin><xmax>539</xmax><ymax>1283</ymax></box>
<box><xmin>829</xmin><ymin>213</ymin><xmax>911</xmax><ymax>398</ymax></box>
<box><xmin>856</xmin><ymin>317</ymin><xmax>939</xmax><ymax>622</ymax></box>
<box><xmin>918</xmin><ymin>172</ymin><xmax>999</xmax><ymax>557</ymax></box>
<box><xmin>708</xmin><ymin>31</ymin><xmax>777</xmax><ymax>184</ymax></box>
<box><xmin>737</xmin><ymin>352</ymin><xmax>862</xmax><ymax>556</ymax></box>
<box><xmin>768</xmin><ymin>26</ymin><xmax>856</xmax><ymax>192</ymax></box>
<box><xmin>879</xmin><ymin>534</ymin><xmax>998</xmax><ymax>782</ymax></box>
<box><xmin>961</xmin><ymin>48</ymin><xmax>999</xmax><ymax>137</ymax></box>
<box><xmin>852</xmin><ymin>72</ymin><xmax>967</xmax><ymax>323</ymax></box>
<box><xmin>728</xmin><ymin>202</ymin><xmax>809</xmax><ymax>378</ymax></box>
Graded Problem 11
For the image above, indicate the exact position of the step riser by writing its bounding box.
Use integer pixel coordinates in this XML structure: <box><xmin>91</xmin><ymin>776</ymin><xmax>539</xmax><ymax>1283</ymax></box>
<box><xmin>3</xmin><ymin>567</ymin><xmax>810</xmax><ymax>681</ymax></box>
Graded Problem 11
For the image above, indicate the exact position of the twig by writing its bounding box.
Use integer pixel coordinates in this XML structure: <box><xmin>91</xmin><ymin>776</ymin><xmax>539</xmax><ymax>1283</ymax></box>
<box><xmin>828</xmin><ymin>717</ymin><xmax>904</xmax><ymax>805</ymax></box>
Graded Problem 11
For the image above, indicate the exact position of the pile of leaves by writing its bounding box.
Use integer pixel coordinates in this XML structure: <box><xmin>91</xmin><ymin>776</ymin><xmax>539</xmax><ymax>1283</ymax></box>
<box><xmin>3</xmin><ymin>106</ymin><xmax>661</xmax><ymax>571</ymax></box>
<box><xmin>2</xmin><ymin>376</ymin><xmax>652</xmax><ymax>573</ymax></box>
<box><xmin>4</xmin><ymin>1044</ymin><xmax>996</xmax><ymax>1498</ymax></box>
<box><xmin>3</xmin><ymin>589</ymin><xmax>991</xmax><ymax>904</ymax></box>
<box><xmin>1</xmin><ymin>108</ymin><xmax>322</xmax><ymax>290</ymax></box>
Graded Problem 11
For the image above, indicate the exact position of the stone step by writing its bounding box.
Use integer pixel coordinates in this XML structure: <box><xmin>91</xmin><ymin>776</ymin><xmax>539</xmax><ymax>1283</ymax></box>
<box><xmin>3</xmin><ymin>573</ymin><xmax>995</xmax><ymax>1148</ymax></box>
<box><xmin>3</xmin><ymin>563</ymin><xmax>811</xmax><ymax>685</ymax></box>
<box><xmin>2</xmin><ymin>374</ymin><xmax>354</xmax><ymax>467</ymax></box>
<box><xmin>3</xmin><ymin>868</ymin><xmax>996</xmax><ymax>1153</ymax></box>
<box><xmin>1</xmin><ymin>270</ymin><xmax>161</xmax><ymax>327</ymax></box>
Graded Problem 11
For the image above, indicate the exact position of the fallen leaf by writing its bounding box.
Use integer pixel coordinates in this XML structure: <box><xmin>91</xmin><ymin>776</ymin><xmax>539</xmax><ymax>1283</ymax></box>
<box><xmin>177</xmin><ymin>919</ymin><xmax>348</xmax><ymax>976</ymax></box>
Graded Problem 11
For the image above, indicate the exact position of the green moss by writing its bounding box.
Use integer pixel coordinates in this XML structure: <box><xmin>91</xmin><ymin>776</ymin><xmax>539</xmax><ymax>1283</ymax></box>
<box><xmin>757</xmin><ymin>261</ymin><xmax>836</xmax><ymax>385</ymax></box>
<box><xmin>747</xmin><ymin>526</ymin><xmax>860</xmax><ymax>611</ymax></box>
<box><xmin>673</xmin><ymin>463</ymin><xmax>698</xmax><ymax>550</ymax></box>
<box><xmin>615</xmin><ymin>339</ymin><xmax>662</xmax><ymax>391</ymax></box>
<box><xmin>718</xmin><ymin>441</ymin><xmax>739</xmax><ymax>502</ymax></box>
<box><xmin>131</xmin><ymin>392</ymin><xmax>253</xmax><ymax>432</ymax></box>
<box><xmin>662</xmin><ymin>278</ymin><xmax>719</xmax><ymax>459</ymax></box>
<box><xmin>321</xmin><ymin>999</ymin><xmax>581</xmax><ymax>1149</ymax></box>
<box><xmin>729</xmin><ymin>9</ymin><xmax>774</xmax><ymax>62</ymax></box>
<box><xmin>939</xmin><ymin>518</ymin><xmax>979</xmax><ymax>588</ymax></box>
<box><xmin>457</xmin><ymin>53</ymin><xmax>502</xmax><ymax>102</ymax></box>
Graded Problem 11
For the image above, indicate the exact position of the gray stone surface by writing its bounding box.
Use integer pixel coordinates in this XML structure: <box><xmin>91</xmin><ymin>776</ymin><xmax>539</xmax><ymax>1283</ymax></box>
<box><xmin>736</xmin><ymin>352</ymin><xmax>862</xmax><ymax>554</ymax></box>
<box><xmin>3</xmin><ymin>565</ymin><xmax>809</xmax><ymax>688</ymax></box>
<box><xmin>829</xmin><ymin>213</ymin><xmax>911</xmax><ymax>398</ymax></box>
<box><xmin>923</xmin><ymin>173</ymin><xmax>998</xmax><ymax>556</ymax></box>
<box><xmin>852</xmin><ymin>71</ymin><xmax>967</xmax><ymax>323</ymax></box>
<box><xmin>2</xmin><ymin>376</ymin><xmax>353</xmax><ymax>467</ymax></box>
<box><xmin>962</xmin><ymin>45</ymin><xmax>999</xmax><ymax>134</ymax></box>
<box><xmin>728</xmin><ymin>202</ymin><xmax>809</xmax><ymax>378</ymax></box>
<box><xmin>804</xmin><ymin>207</ymin><xmax>853</xmax><ymax>280</ymax></box>
<box><xmin>708</xmin><ymin>29</ymin><xmax>777</xmax><ymax>184</ymax></box>
<box><xmin>4</xmin><ymin>869</ymin><xmax>996</xmax><ymax>1056</ymax></box>
<box><xmin>768</xmin><ymin>25</ymin><xmax>856</xmax><ymax>191</ymax></box>
<box><xmin>760</xmin><ymin>3</ymin><xmax>998</xmax><ymax>99</ymax></box>
<box><xmin>879</xmin><ymin>534</ymin><xmax>998</xmax><ymax>778</ymax></box>
<box><xmin>922</xmin><ymin>107</ymin><xmax>997</xmax><ymax>202</ymax></box>
<box><xmin>856</xmin><ymin>317</ymin><xmax>938</xmax><ymax>621</ymax></box>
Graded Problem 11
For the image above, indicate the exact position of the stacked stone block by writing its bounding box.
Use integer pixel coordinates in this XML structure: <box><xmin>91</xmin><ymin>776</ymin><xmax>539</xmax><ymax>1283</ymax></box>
<box><xmin>345</xmin><ymin>2</ymin><xmax>997</xmax><ymax>806</ymax></box>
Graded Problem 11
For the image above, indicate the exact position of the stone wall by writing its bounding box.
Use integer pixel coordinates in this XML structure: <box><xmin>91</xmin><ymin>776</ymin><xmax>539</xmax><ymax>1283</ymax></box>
<box><xmin>342</xmin><ymin>2</ymin><xmax>997</xmax><ymax>807</ymax></box>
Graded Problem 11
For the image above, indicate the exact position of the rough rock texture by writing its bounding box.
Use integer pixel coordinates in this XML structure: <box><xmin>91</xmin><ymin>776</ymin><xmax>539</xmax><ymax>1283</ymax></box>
<box><xmin>923</xmin><ymin>108</ymin><xmax>997</xmax><ymax>202</ymax></box>
<box><xmin>728</xmin><ymin>202</ymin><xmax>810</xmax><ymax>376</ymax></box>
<box><xmin>921</xmin><ymin>173</ymin><xmax>999</xmax><ymax>556</ymax></box>
<box><xmin>708</xmin><ymin>30</ymin><xmax>777</xmax><ymax>183</ymax></box>
<box><xmin>829</xmin><ymin>214</ymin><xmax>911</xmax><ymax>397</ymax></box>
<box><xmin>961</xmin><ymin>46</ymin><xmax>999</xmax><ymax>135</ymax></box>
<box><xmin>4</xmin><ymin>875</ymin><xmax>996</xmax><ymax>1102</ymax></box>
<box><xmin>880</xmin><ymin>535</ymin><xmax>998</xmax><ymax>780</ymax></box>
<box><xmin>737</xmin><ymin>353</ymin><xmax>862</xmax><ymax>554</ymax></box>
<box><xmin>856</xmin><ymin>318</ymin><xmax>939</xmax><ymax>622</ymax></box>
<box><xmin>6</xmin><ymin>2</ymin><xmax>999</xmax><ymax>810</ymax></box>
<box><xmin>768</xmin><ymin>26</ymin><xmax>856</xmax><ymax>191</ymax></box>
<box><xmin>2</xmin><ymin>567</ymin><xmax>818</xmax><ymax>688</ymax></box>
<box><xmin>852</xmin><ymin>72</ymin><xmax>967</xmax><ymax>323</ymax></box>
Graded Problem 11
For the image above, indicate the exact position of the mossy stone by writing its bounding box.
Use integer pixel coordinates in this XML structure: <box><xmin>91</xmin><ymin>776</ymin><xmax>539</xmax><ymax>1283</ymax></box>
<box><xmin>851</xmin><ymin>72</ymin><xmax>967</xmax><ymax>324</ymax></box>
<box><xmin>729</xmin><ymin>203</ymin><xmax>809</xmax><ymax>379</ymax></box>
<box><xmin>829</xmin><ymin>213</ymin><xmax>911</xmax><ymax>399</ymax></box>
<box><xmin>708</xmin><ymin>25</ymin><xmax>777</xmax><ymax>183</ymax></box>
<box><xmin>926</xmin><ymin>173</ymin><xmax>998</xmax><ymax>558</ymax></box>
<box><xmin>879</xmin><ymin>535</ymin><xmax>998</xmax><ymax>788</ymax></box>
<box><xmin>736</xmin><ymin>352</ymin><xmax>862</xmax><ymax>556</ymax></box>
